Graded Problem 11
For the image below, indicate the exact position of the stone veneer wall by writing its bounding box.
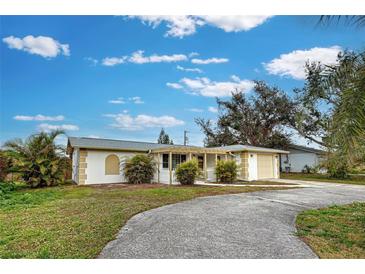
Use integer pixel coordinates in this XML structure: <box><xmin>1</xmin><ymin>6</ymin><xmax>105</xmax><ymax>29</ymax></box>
<box><xmin>78</xmin><ymin>149</ymin><xmax>88</xmax><ymax>185</ymax></box>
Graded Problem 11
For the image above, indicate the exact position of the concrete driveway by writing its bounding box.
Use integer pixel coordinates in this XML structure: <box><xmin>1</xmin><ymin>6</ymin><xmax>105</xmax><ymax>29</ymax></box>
<box><xmin>99</xmin><ymin>180</ymin><xmax>365</xmax><ymax>259</ymax></box>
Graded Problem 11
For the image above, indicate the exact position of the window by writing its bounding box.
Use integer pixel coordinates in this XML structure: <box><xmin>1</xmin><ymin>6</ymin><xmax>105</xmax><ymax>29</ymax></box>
<box><xmin>217</xmin><ymin>155</ymin><xmax>221</xmax><ymax>161</ymax></box>
<box><xmin>162</xmin><ymin>154</ymin><xmax>169</xmax><ymax>168</ymax></box>
<box><xmin>105</xmin><ymin>154</ymin><xmax>120</xmax><ymax>175</ymax></box>
<box><xmin>162</xmin><ymin>154</ymin><xmax>187</xmax><ymax>169</ymax></box>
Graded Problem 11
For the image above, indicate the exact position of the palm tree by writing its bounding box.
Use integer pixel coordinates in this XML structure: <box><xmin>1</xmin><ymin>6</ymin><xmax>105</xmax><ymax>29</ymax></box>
<box><xmin>318</xmin><ymin>16</ymin><xmax>365</xmax><ymax>28</ymax></box>
<box><xmin>3</xmin><ymin>130</ymin><xmax>71</xmax><ymax>188</ymax></box>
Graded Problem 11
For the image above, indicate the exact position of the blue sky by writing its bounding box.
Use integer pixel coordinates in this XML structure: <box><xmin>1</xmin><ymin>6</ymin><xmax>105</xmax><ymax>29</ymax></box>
<box><xmin>1</xmin><ymin>15</ymin><xmax>364</xmax><ymax>146</ymax></box>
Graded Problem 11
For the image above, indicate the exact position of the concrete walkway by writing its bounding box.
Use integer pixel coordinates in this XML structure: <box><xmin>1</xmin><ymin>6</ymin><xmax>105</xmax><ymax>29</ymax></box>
<box><xmin>99</xmin><ymin>180</ymin><xmax>365</xmax><ymax>259</ymax></box>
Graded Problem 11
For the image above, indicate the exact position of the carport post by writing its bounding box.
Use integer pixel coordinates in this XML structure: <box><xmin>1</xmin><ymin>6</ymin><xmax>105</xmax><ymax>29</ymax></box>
<box><xmin>204</xmin><ymin>153</ymin><xmax>207</xmax><ymax>182</ymax></box>
<box><xmin>157</xmin><ymin>153</ymin><xmax>160</xmax><ymax>184</ymax></box>
<box><xmin>169</xmin><ymin>152</ymin><xmax>172</xmax><ymax>185</ymax></box>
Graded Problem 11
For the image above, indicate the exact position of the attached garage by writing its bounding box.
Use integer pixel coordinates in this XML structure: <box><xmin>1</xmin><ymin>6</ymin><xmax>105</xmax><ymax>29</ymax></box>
<box><xmin>257</xmin><ymin>154</ymin><xmax>275</xmax><ymax>179</ymax></box>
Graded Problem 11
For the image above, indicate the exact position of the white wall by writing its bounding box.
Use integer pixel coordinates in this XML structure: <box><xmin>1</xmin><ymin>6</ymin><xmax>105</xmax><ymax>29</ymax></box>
<box><xmin>85</xmin><ymin>150</ymin><xmax>139</xmax><ymax>184</ymax></box>
<box><xmin>281</xmin><ymin>150</ymin><xmax>320</xmax><ymax>173</ymax></box>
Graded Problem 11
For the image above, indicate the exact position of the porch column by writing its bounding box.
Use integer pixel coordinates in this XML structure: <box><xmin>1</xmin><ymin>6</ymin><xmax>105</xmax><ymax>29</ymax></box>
<box><xmin>188</xmin><ymin>152</ymin><xmax>192</xmax><ymax>160</ymax></box>
<box><xmin>215</xmin><ymin>154</ymin><xmax>218</xmax><ymax>165</ymax></box>
<box><xmin>204</xmin><ymin>153</ymin><xmax>207</xmax><ymax>182</ymax></box>
<box><xmin>225</xmin><ymin>154</ymin><xmax>228</xmax><ymax>161</ymax></box>
<box><xmin>157</xmin><ymin>153</ymin><xmax>160</xmax><ymax>184</ymax></box>
<box><xmin>169</xmin><ymin>152</ymin><xmax>172</xmax><ymax>185</ymax></box>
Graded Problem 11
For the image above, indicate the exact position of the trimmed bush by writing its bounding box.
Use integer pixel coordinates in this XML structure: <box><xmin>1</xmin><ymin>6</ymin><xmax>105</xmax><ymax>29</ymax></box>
<box><xmin>215</xmin><ymin>160</ymin><xmax>238</xmax><ymax>183</ymax></box>
<box><xmin>124</xmin><ymin>155</ymin><xmax>155</xmax><ymax>184</ymax></box>
<box><xmin>175</xmin><ymin>159</ymin><xmax>200</xmax><ymax>185</ymax></box>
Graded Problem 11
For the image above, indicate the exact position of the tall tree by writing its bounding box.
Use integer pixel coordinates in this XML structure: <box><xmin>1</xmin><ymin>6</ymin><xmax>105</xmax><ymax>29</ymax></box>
<box><xmin>157</xmin><ymin>128</ymin><xmax>174</xmax><ymax>144</ymax></box>
<box><xmin>293</xmin><ymin>50</ymin><xmax>365</xmax><ymax>168</ymax></box>
<box><xmin>196</xmin><ymin>81</ymin><xmax>295</xmax><ymax>148</ymax></box>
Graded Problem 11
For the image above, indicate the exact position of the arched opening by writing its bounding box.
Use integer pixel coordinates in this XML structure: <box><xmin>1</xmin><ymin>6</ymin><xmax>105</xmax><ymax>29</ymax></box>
<box><xmin>105</xmin><ymin>154</ymin><xmax>120</xmax><ymax>175</ymax></box>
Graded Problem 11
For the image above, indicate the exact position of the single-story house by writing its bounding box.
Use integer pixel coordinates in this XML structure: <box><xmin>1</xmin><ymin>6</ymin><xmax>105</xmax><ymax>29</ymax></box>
<box><xmin>280</xmin><ymin>144</ymin><xmax>326</xmax><ymax>173</ymax></box>
<box><xmin>66</xmin><ymin>137</ymin><xmax>289</xmax><ymax>185</ymax></box>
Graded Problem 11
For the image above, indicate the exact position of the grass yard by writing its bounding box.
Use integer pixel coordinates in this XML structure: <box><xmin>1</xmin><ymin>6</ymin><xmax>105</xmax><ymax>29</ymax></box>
<box><xmin>281</xmin><ymin>172</ymin><xmax>365</xmax><ymax>185</ymax></box>
<box><xmin>296</xmin><ymin>203</ymin><xmax>365</xmax><ymax>258</ymax></box>
<box><xmin>0</xmin><ymin>183</ymin><xmax>290</xmax><ymax>259</ymax></box>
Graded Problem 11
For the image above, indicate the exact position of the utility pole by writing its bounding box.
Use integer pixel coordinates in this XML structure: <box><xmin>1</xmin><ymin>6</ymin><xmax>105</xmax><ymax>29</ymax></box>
<box><xmin>184</xmin><ymin>130</ymin><xmax>189</xmax><ymax>146</ymax></box>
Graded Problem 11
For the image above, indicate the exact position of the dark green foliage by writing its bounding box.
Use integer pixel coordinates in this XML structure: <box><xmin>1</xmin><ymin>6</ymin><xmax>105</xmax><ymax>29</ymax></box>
<box><xmin>157</xmin><ymin>128</ymin><xmax>174</xmax><ymax>144</ymax></box>
<box><xmin>123</xmin><ymin>155</ymin><xmax>155</xmax><ymax>184</ymax></box>
<box><xmin>3</xmin><ymin>130</ymin><xmax>70</xmax><ymax>188</ymax></box>
<box><xmin>175</xmin><ymin>159</ymin><xmax>200</xmax><ymax>185</ymax></box>
<box><xmin>0</xmin><ymin>181</ymin><xmax>16</xmax><ymax>197</ymax></box>
<box><xmin>0</xmin><ymin>151</ymin><xmax>11</xmax><ymax>181</ymax></box>
<box><xmin>195</xmin><ymin>81</ymin><xmax>294</xmax><ymax>148</ymax></box>
<box><xmin>325</xmin><ymin>156</ymin><xmax>350</xmax><ymax>179</ymax></box>
<box><xmin>215</xmin><ymin>160</ymin><xmax>238</xmax><ymax>183</ymax></box>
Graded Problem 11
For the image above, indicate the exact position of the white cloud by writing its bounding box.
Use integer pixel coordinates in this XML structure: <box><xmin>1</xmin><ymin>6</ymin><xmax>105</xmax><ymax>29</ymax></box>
<box><xmin>108</xmin><ymin>97</ymin><xmax>125</xmax><ymax>104</ymax></box>
<box><xmin>108</xmin><ymin>113</ymin><xmax>185</xmax><ymax>131</ymax></box>
<box><xmin>84</xmin><ymin>57</ymin><xmax>98</xmax><ymax>66</ymax></box>
<box><xmin>102</xmin><ymin>57</ymin><xmax>126</xmax><ymax>66</ymax></box>
<box><xmin>191</xmin><ymin>57</ymin><xmax>229</xmax><ymax>65</ymax></box>
<box><xmin>130</xmin><ymin>16</ymin><xmax>203</xmax><ymax>38</ymax></box>
<box><xmin>208</xmin><ymin>106</ymin><xmax>218</xmax><ymax>113</ymax></box>
<box><xmin>189</xmin><ymin>52</ymin><xmax>199</xmax><ymax>58</ymax></box>
<box><xmin>14</xmin><ymin>114</ymin><xmax>64</xmax><ymax>121</ymax></box>
<box><xmin>177</xmin><ymin>65</ymin><xmax>203</xmax><ymax>73</ymax></box>
<box><xmin>167</xmin><ymin>75</ymin><xmax>254</xmax><ymax>97</ymax></box>
<box><xmin>166</xmin><ymin>82</ymin><xmax>183</xmax><ymax>89</ymax></box>
<box><xmin>129</xmin><ymin>96</ymin><xmax>144</xmax><ymax>104</ymax></box>
<box><xmin>128</xmin><ymin>50</ymin><xmax>187</xmax><ymax>64</ymax></box>
<box><xmin>129</xmin><ymin>16</ymin><xmax>271</xmax><ymax>38</ymax></box>
<box><xmin>37</xmin><ymin>123</ymin><xmax>79</xmax><ymax>132</ymax></box>
<box><xmin>186</xmin><ymin>108</ymin><xmax>204</xmax><ymax>113</ymax></box>
<box><xmin>87</xmin><ymin>135</ymin><xmax>101</xmax><ymax>138</ymax></box>
<box><xmin>3</xmin><ymin>35</ymin><xmax>70</xmax><ymax>58</ymax></box>
<box><xmin>199</xmin><ymin>16</ymin><xmax>272</xmax><ymax>32</ymax></box>
<box><xmin>101</xmin><ymin>50</ymin><xmax>188</xmax><ymax>66</ymax></box>
<box><xmin>263</xmin><ymin>46</ymin><xmax>342</xmax><ymax>80</ymax></box>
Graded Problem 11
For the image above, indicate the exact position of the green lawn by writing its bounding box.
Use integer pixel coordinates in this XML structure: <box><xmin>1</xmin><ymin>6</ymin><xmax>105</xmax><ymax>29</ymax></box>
<box><xmin>0</xmin><ymin>183</ymin><xmax>290</xmax><ymax>259</ymax></box>
<box><xmin>296</xmin><ymin>203</ymin><xmax>365</xmax><ymax>258</ymax></box>
<box><xmin>281</xmin><ymin>172</ymin><xmax>365</xmax><ymax>185</ymax></box>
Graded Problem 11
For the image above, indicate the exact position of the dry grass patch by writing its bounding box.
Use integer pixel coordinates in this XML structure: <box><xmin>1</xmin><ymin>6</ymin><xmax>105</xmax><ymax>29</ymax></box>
<box><xmin>0</xmin><ymin>184</ymin><xmax>290</xmax><ymax>258</ymax></box>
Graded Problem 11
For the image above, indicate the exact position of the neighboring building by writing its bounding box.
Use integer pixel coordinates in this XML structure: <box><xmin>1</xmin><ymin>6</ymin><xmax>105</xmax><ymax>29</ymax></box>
<box><xmin>280</xmin><ymin>144</ymin><xmax>326</xmax><ymax>173</ymax></box>
<box><xmin>67</xmin><ymin>137</ymin><xmax>289</xmax><ymax>185</ymax></box>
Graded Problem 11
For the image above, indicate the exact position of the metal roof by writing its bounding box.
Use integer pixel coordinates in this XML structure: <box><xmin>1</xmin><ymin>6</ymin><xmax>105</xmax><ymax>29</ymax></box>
<box><xmin>214</xmin><ymin>144</ymin><xmax>289</xmax><ymax>154</ymax></box>
<box><xmin>68</xmin><ymin>137</ymin><xmax>175</xmax><ymax>152</ymax></box>
<box><xmin>67</xmin><ymin>137</ymin><xmax>289</xmax><ymax>154</ymax></box>
<box><xmin>288</xmin><ymin>144</ymin><xmax>325</xmax><ymax>154</ymax></box>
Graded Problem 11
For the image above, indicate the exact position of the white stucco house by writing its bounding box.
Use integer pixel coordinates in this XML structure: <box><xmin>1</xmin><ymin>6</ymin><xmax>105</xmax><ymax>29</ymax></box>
<box><xmin>280</xmin><ymin>144</ymin><xmax>326</xmax><ymax>173</ymax></box>
<box><xmin>67</xmin><ymin>137</ymin><xmax>289</xmax><ymax>185</ymax></box>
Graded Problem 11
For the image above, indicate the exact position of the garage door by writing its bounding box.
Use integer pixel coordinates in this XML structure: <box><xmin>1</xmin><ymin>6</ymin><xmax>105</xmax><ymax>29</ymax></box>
<box><xmin>257</xmin><ymin>154</ymin><xmax>274</xmax><ymax>179</ymax></box>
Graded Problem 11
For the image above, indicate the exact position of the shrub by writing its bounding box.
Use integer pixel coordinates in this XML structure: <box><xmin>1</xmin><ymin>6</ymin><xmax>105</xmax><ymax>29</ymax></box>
<box><xmin>124</xmin><ymin>155</ymin><xmax>155</xmax><ymax>184</ymax></box>
<box><xmin>215</xmin><ymin>160</ymin><xmax>238</xmax><ymax>183</ymax></box>
<box><xmin>302</xmin><ymin>165</ymin><xmax>318</xmax><ymax>174</ymax></box>
<box><xmin>324</xmin><ymin>156</ymin><xmax>350</xmax><ymax>179</ymax></box>
<box><xmin>175</xmin><ymin>159</ymin><xmax>200</xmax><ymax>185</ymax></box>
<box><xmin>0</xmin><ymin>181</ymin><xmax>16</xmax><ymax>197</ymax></box>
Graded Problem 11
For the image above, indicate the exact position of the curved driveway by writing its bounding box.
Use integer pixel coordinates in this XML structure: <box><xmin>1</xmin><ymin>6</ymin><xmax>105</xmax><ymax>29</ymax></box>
<box><xmin>99</xmin><ymin>181</ymin><xmax>365</xmax><ymax>259</ymax></box>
